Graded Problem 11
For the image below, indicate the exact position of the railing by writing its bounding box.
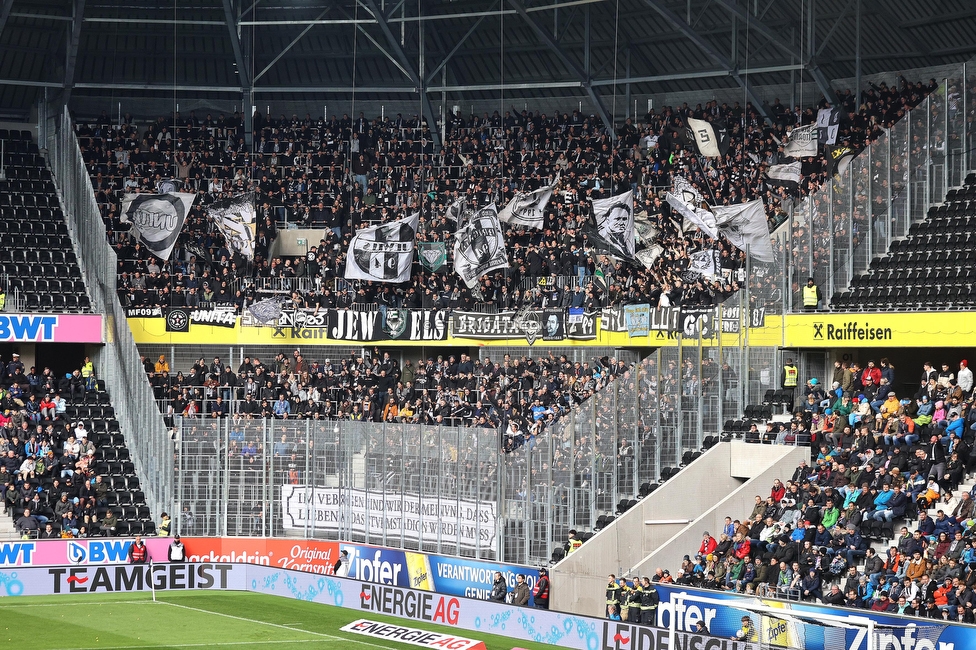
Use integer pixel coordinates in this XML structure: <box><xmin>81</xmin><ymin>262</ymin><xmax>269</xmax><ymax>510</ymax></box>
<box><xmin>47</xmin><ymin>109</ymin><xmax>174</xmax><ymax>525</ymax></box>
<box><xmin>786</xmin><ymin>63</ymin><xmax>973</xmax><ymax>311</ymax></box>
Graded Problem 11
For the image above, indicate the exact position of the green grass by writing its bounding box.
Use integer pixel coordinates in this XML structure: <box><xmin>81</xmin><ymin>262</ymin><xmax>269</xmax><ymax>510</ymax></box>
<box><xmin>0</xmin><ymin>591</ymin><xmax>554</xmax><ymax>650</ymax></box>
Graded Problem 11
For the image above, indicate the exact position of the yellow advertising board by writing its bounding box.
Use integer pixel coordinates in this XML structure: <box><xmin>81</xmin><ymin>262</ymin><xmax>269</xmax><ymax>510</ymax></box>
<box><xmin>780</xmin><ymin>312</ymin><xmax>976</xmax><ymax>348</ymax></box>
<box><xmin>126</xmin><ymin>310</ymin><xmax>972</xmax><ymax>349</ymax></box>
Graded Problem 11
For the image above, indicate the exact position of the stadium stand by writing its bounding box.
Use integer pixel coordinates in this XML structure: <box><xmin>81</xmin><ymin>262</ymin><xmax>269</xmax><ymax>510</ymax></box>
<box><xmin>150</xmin><ymin>349</ymin><xmax>632</xmax><ymax>453</ymax></box>
<box><xmin>0</xmin><ymin>130</ymin><xmax>91</xmax><ymax>313</ymax></box>
<box><xmin>76</xmin><ymin>79</ymin><xmax>932</xmax><ymax>316</ymax></box>
<box><xmin>644</xmin><ymin>357</ymin><xmax>976</xmax><ymax>620</ymax></box>
<box><xmin>2</xmin><ymin>358</ymin><xmax>154</xmax><ymax>539</ymax></box>
<box><xmin>832</xmin><ymin>171</ymin><xmax>976</xmax><ymax>311</ymax></box>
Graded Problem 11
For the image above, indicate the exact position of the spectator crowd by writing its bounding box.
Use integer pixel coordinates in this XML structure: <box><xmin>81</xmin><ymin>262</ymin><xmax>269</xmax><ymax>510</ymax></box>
<box><xmin>0</xmin><ymin>355</ymin><xmax>129</xmax><ymax>539</ymax></box>
<box><xmin>643</xmin><ymin>357</ymin><xmax>976</xmax><ymax>623</ymax></box>
<box><xmin>146</xmin><ymin>348</ymin><xmax>632</xmax><ymax>453</ymax></box>
<box><xmin>76</xmin><ymin>78</ymin><xmax>936</xmax><ymax>318</ymax></box>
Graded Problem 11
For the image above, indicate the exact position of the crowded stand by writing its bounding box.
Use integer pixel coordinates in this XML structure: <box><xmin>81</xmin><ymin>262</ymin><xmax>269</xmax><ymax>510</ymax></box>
<box><xmin>75</xmin><ymin>78</ymin><xmax>935</xmax><ymax>316</ymax></box>
<box><xmin>146</xmin><ymin>349</ymin><xmax>632</xmax><ymax>453</ymax></box>
<box><xmin>0</xmin><ymin>356</ymin><xmax>152</xmax><ymax>539</ymax></box>
<box><xmin>638</xmin><ymin>357</ymin><xmax>976</xmax><ymax>622</ymax></box>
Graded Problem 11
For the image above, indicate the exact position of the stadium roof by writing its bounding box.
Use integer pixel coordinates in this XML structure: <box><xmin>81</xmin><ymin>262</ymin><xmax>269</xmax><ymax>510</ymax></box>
<box><xmin>1</xmin><ymin>0</ymin><xmax>974</xmax><ymax>121</ymax></box>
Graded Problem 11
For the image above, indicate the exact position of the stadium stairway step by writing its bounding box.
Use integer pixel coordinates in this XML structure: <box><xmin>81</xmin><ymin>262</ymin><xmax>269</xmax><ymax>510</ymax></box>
<box><xmin>0</xmin><ymin>510</ymin><xmax>19</xmax><ymax>540</ymax></box>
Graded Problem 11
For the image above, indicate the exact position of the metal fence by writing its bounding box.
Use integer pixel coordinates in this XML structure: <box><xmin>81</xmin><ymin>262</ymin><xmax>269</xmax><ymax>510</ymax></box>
<box><xmin>47</xmin><ymin>110</ymin><xmax>175</xmax><ymax>525</ymax></box>
<box><xmin>786</xmin><ymin>64</ymin><xmax>972</xmax><ymax>310</ymax></box>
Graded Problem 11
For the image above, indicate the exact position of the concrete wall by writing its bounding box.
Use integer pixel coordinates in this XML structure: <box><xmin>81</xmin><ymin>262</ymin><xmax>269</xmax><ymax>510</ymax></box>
<box><xmin>550</xmin><ymin>442</ymin><xmax>807</xmax><ymax>617</ymax></box>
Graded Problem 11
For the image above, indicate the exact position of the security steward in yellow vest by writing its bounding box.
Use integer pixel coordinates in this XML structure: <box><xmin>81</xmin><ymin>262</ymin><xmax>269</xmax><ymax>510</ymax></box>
<box><xmin>782</xmin><ymin>358</ymin><xmax>799</xmax><ymax>406</ymax></box>
<box><xmin>803</xmin><ymin>277</ymin><xmax>822</xmax><ymax>311</ymax></box>
<box><xmin>566</xmin><ymin>529</ymin><xmax>583</xmax><ymax>554</ymax></box>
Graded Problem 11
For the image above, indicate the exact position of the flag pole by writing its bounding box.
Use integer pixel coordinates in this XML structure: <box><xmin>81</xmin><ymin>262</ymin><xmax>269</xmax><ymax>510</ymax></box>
<box><xmin>694</xmin><ymin>157</ymin><xmax>719</xmax><ymax>206</ymax></box>
<box><xmin>149</xmin><ymin>558</ymin><xmax>156</xmax><ymax>603</ymax></box>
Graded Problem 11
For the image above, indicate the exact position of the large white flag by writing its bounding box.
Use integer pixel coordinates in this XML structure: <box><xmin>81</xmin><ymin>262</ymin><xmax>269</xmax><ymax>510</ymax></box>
<box><xmin>497</xmin><ymin>175</ymin><xmax>558</xmax><ymax>229</ymax></box>
<box><xmin>767</xmin><ymin>162</ymin><xmax>802</xmax><ymax>192</ymax></box>
<box><xmin>686</xmin><ymin>117</ymin><xmax>730</xmax><ymax>157</ymax></box>
<box><xmin>444</xmin><ymin>197</ymin><xmax>465</xmax><ymax>222</ymax></box>
<box><xmin>783</xmin><ymin>123</ymin><xmax>818</xmax><ymax>157</ymax></box>
<box><xmin>712</xmin><ymin>199</ymin><xmax>775</xmax><ymax>263</ymax></box>
<box><xmin>344</xmin><ymin>213</ymin><xmax>419</xmax><ymax>283</ymax></box>
<box><xmin>206</xmin><ymin>193</ymin><xmax>257</xmax><ymax>260</ymax></box>
<box><xmin>587</xmin><ymin>190</ymin><xmax>635</xmax><ymax>259</ymax></box>
<box><xmin>453</xmin><ymin>204</ymin><xmax>510</xmax><ymax>288</ymax></box>
<box><xmin>121</xmin><ymin>192</ymin><xmax>195</xmax><ymax>261</ymax></box>
<box><xmin>666</xmin><ymin>192</ymin><xmax>718</xmax><ymax>240</ymax></box>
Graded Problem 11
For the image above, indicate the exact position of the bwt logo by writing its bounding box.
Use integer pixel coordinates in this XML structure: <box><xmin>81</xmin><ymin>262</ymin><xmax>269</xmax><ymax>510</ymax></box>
<box><xmin>0</xmin><ymin>542</ymin><xmax>36</xmax><ymax>566</ymax></box>
<box><xmin>67</xmin><ymin>540</ymin><xmax>132</xmax><ymax>565</ymax></box>
<box><xmin>0</xmin><ymin>316</ymin><xmax>59</xmax><ymax>342</ymax></box>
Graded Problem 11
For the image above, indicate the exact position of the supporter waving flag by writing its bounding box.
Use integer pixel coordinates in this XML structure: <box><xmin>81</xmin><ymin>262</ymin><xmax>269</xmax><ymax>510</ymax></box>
<box><xmin>453</xmin><ymin>204</ymin><xmax>510</xmax><ymax>288</ymax></box>
<box><xmin>444</xmin><ymin>196</ymin><xmax>466</xmax><ymax>222</ymax></box>
<box><xmin>666</xmin><ymin>191</ymin><xmax>718</xmax><ymax>240</ymax></box>
<box><xmin>712</xmin><ymin>199</ymin><xmax>775</xmax><ymax>263</ymax></box>
<box><xmin>767</xmin><ymin>161</ymin><xmax>802</xmax><ymax>193</ymax></box>
<box><xmin>121</xmin><ymin>192</ymin><xmax>196</xmax><ymax>261</ymax></box>
<box><xmin>817</xmin><ymin>105</ymin><xmax>843</xmax><ymax>145</ymax></box>
<box><xmin>686</xmin><ymin>117</ymin><xmax>730</xmax><ymax>158</ymax></box>
<box><xmin>206</xmin><ymin>192</ymin><xmax>257</xmax><ymax>260</ymax></box>
<box><xmin>497</xmin><ymin>174</ymin><xmax>559</xmax><ymax>229</ymax></box>
<box><xmin>586</xmin><ymin>190</ymin><xmax>635</xmax><ymax>260</ymax></box>
<box><xmin>344</xmin><ymin>212</ymin><xmax>419</xmax><ymax>283</ymax></box>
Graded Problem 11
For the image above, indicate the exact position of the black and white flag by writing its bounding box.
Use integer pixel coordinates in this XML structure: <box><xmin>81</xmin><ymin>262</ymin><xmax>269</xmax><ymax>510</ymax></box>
<box><xmin>121</xmin><ymin>192</ymin><xmax>195</xmax><ymax>261</ymax></box>
<box><xmin>712</xmin><ymin>199</ymin><xmax>775</xmax><ymax>263</ymax></box>
<box><xmin>587</xmin><ymin>190</ymin><xmax>635</xmax><ymax>259</ymax></box>
<box><xmin>247</xmin><ymin>295</ymin><xmax>287</xmax><ymax>325</ymax></box>
<box><xmin>817</xmin><ymin>106</ymin><xmax>842</xmax><ymax>145</ymax></box>
<box><xmin>344</xmin><ymin>212</ymin><xmax>419</xmax><ymax>283</ymax></box>
<box><xmin>826</xmin><ymin>144</ymin><xmax>855</xmax><ymax>180</ymax></box>
<box><xmin>206</xmin><ymin>193</ymin><xmax>256</xmax><ymax>260</ymax></box>
<box><xmin>666</xmin><ymin>191</ymin><xmax>718</xmax><ymax>240</ymax></box>
<box><xmin>688</xmin><ymin>249</ymin><xmax>721</xmax><ymax>278</ymax></box>
<box><xmin>767</xmin><ymin>161</ymin><xmax>802</xmax><ymax>192</ymax></box>
<box><xmin>453</xmin><ymin>204</ymin><xmax>510</xmax><ymax>288</ymax></box>
<box><xmin>444</xmin><ymin>197</ymin><xmax>466</xmax><ymax>222</ymax></box>
<box><xmin>635</xmin><ymin>244</ymin><xmax>663</xmax><ymax>270</ymax></box>
<box><xmin>784</xmin><ymin>124</ymin><xmax>818</xmax><ymax>157</ymax></box>
<box><xmin>686</xmin><ymin>117</ymin><xmax>730</xmax><ymax>158</ymax></box>
<box><xmin>497</xmin><ymin>175</ymin><xmax>558</xmax><ymax>229</ymax></box>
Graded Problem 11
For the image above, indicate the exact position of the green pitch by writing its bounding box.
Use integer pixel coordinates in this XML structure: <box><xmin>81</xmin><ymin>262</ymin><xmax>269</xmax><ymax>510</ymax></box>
<box><xmin>0</xmin><ymin>591</ymin><xmax>558</xmax><ymax>650</ymax></box>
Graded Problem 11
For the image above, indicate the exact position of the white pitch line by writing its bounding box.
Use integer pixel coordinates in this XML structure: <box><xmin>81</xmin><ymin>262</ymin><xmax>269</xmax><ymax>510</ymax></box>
<box><xmin>51</xmin><ymin>640</ymin><xmax>325</xmax><ymax>650</ymax></box>
<box><xmin>156</xmin><ymin>600</ymin><xmax>401</xmax><ymax>650</ymax></box>
<box><xmin>0</xmin><ymin>600</ymin><xmax>154</xmax><ymax>608</ymax></box>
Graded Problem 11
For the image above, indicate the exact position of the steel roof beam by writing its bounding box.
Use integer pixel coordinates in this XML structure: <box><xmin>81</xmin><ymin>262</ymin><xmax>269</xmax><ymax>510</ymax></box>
<box><xmin>61</xmin><ymin>0</ymin><xmax>86</xmax><ymax>106</ymax></box>
<box><xmin>506</xmin><ymin>0</ymin><xmax>614</xmax><ymax>136</ymax></box>
<box><xmin>223</xmin><ymin>0</ymin><xmax>251</xmax><ymax>90</ymax></box>
<box><xmin>641</xmin><ymin>0</ymin><xmax>769</xmax><ymax>121</ymax></box>
<box><xmin>358</xmin><ymin>0</ymin><xmax>440</xmax><ymax>147</ymax></box>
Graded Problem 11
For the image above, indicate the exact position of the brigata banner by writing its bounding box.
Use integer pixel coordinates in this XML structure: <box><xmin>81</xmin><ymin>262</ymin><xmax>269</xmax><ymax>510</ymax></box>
<box><xmin>0</xmin><ymin>314</ymin><xmax>103</xmax><ymax>343</ymax></box>
<box><xmin>280</xmin><ymin>485</ymin><xmax>496</xmax><ymax>550</ymax></box>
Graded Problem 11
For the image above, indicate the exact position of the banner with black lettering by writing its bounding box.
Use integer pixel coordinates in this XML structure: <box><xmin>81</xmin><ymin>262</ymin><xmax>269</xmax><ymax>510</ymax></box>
<box><xmin>566</xmin><ymin>309</ymin><xmax>597</xmax><ymax>340</ymax></box>
<box><xmin>453</xmin><ymin>204</ymin><xmax>510</xmax><ymax>288</ymax></box>
<box><xmin>344</xmin><ymin>213</ymin><xmax>419</xmax><ymax>283</ymax></box>
<box><xmin>121</xmin><ymin>192</ymin><xmax>195</xmax><ymax>261</ymax></box>
<box><xmin>497</xmin><ymin>175</ymin><xmax>558</xmax><ymax>229</ymax></box>
<box><xmin>206</xmin><ymin>193</ymin><xmax>256</xmax><ymax>260</ymax></box>
<box><xmin>784</xmin><ymin>123</ymin><xmax>818</xmax><ymax>157</ymax></box>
